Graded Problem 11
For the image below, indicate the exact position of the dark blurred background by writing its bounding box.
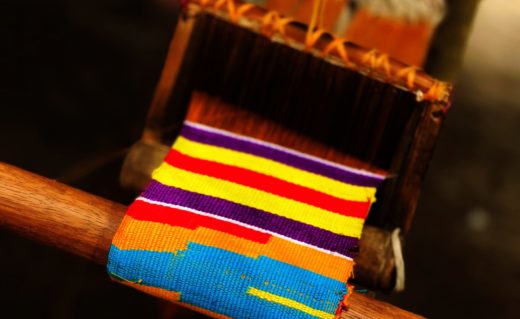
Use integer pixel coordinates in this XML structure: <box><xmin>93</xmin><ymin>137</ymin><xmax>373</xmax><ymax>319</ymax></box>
<box><xmin>2</xmin><ymin>0</ymin><xmax>519</xmax><ymax>318</ymax></box>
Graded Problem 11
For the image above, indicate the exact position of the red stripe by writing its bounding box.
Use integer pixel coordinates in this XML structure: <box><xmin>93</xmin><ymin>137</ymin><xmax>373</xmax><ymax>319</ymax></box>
<box><xmin>127</xmin><ymin>200</ymin><xmax>271</xmax><ymax>244</ymax></box>
<box><xmin>165</xmin><ymin>149</ymin><xmax>371</xmax><ymax>219</ymax></box>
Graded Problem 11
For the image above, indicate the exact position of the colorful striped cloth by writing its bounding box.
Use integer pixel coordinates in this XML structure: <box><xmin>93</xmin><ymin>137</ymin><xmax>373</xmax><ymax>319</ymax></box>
<box><xmin>108</xmin><ymin>121</ymin><xmax>386</xmax><ymax>319</ymax></box>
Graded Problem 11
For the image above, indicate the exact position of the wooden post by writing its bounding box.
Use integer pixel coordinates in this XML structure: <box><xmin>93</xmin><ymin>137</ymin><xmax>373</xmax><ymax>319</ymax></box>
<box><xmin>425</xmin><ymin>0</ymin><xmax>482</xmax><ymax>80</ymax></box>
<box><xmin>143</xmin><ymin>13</ymin><xmax>197</xmax><ymax>143</ymax></box>
<box><xmin>0</xmin><ymin>162</ymin><xmax>422</xmax><ymax>318</ymax></box>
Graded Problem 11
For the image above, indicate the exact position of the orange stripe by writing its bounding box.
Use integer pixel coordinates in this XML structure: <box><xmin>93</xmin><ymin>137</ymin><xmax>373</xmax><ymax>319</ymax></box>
<box><xmin>113</xmin><ymin>216</ymin><xmax>352</xmax><ymax>282</ymax></box>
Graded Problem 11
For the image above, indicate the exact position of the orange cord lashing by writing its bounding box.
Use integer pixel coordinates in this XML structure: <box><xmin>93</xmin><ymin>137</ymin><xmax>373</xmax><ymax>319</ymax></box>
<box><xmin>322</xmin><ymin>36</ymin><xmax>351</xmax><ymax>66</ymax></box>
<box><xmin>305</xmin><ymin>0</ymin><xmax>326</xmax><ymax>51</ymax></box>
<box><xmin>317</xmin><ymin>0</ymin><xmax>328</xmax><ymax>28</ymax></box>
<box><xmin>260</xmin><ymin>10</ymin><xmax>279</xmax><ymax>36</ymax></box>
<box><xmin>261</xmin><ymin>11</ymin><xmax>294</xmax><ymax>40</ymax></box>
<box><xmin>375</xmin><ymin>53</ymin><xmax>391</xmax><ymax>77</ymax></box>
<box><xmin>424</xmin><ymin>80</ymin><xmax>448</xmax><ymax>102</ymax></box>
<box><xmin>396</xmin><ymin>66</ymin><xmax>419</xmax><ymax>90</ymax></box>
<box><xmin>226</xmin><ymin>0</ymin><xmax>254</xmax><ymax>23</ymax></box>
<box><xmin>362</xmin><ymin>49</ymin><xmax>391</xmax><ymax>77</ymax></box>
<box><xmin>305</xmin><ymin>28</ymin><xmax>326</xmax><ymax>51</ymax></box>
<box><xmin>273</xmin><ymin>16</ymin><xmax>294</xmax><ymax>39</ymax></box>
<box><xmin>212</xmin><ymin>0</ymin><xmax>227</xmax><ymax>10</ymax></box>
<box><xmin>196</xmin><ymin>0</ymin><xmax>450</xmax><ymax>104</ymax></box>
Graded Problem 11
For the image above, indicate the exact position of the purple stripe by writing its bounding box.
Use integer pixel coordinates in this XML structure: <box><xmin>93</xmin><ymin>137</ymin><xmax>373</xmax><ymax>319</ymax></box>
<box><xmin>180</xmin><ymin>124</ymin><xmax>383</xmax><ymax>187</ymax></box>
<box><xmin>142</xmin><ymin>180</ymin><xmax>360</xmax><ymax>259</ymax></box>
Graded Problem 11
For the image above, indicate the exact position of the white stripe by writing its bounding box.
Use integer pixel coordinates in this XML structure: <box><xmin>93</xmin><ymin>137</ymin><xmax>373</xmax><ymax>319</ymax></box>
<box><xmin>137</xmin><ymin>197</ymin><xmax>354</xmax><ymax>261</ymax></box>
<box><xmin>184</xmin><ymin>120</ymin><xmax>386</xmax><ymax>180</ymax></box>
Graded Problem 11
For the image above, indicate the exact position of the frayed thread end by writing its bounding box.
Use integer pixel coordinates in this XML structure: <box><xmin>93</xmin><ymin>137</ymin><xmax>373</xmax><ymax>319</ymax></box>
<box><xmin>335</xmin><ymin>283</ymin><xmax>355</xmax><ymax>318</ymax></box>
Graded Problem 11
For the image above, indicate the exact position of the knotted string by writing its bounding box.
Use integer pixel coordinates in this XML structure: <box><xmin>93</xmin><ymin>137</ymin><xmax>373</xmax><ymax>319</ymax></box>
<box><xmin>396</xmin><ymin>66</ymin><xmax>419</xmax><ymax>90</ymax></box>
<box><xmin>305</xmin><ymin>0</ymin><xmax>326</xmax><ymax>51</ymax></box>
<box><xmin>362</xmin><ymin>49</ymin><xmax>391</xmax><ymax>77</ymax></box>
<box><xmin>260</xmin><ymin>11</ymin><xmax>294</xmax><ymax>40</ymax></box>
<box><xmin>322</xmin><ymin>36</ymin><xmax>351</xmax><ymax>67</ymax></box>
<box><xmin>226</xmin><ymin>0</ymin><xmax>254</xmax><ymax>23</ymax></box>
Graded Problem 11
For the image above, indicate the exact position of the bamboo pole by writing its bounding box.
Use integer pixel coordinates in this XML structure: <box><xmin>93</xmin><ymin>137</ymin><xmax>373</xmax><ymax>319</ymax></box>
<box><xmin>0</xmin><ymin>162</ymin><xmax>422</xmax><ymax>318</ymax></box>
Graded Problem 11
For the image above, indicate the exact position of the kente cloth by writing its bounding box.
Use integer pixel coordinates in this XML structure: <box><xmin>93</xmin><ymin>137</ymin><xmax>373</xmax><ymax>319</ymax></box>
<box><xmin>107</xmin><ymin>119</ymin><xmax>385</xmax><ymax>319</ymax></box>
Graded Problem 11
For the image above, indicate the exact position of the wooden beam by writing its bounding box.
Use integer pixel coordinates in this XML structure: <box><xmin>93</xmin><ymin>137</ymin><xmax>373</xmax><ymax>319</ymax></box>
<box><xmin>0</xmin><ymin>162</ymin><xmax>422</xmax><ymax>318</ymax></box>
<box><xmin>0</xmin><ymin>163</ymin><xmax>124</xmax><ymax>264</ymax></box>
<box><xmin>143</xmin><ymin>14</ymin><xmax>196</xmax><ymax>143</ymax></box>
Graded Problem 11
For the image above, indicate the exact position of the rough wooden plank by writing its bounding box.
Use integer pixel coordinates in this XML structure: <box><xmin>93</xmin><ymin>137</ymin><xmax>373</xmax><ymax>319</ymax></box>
<box><xmin>344</xmin><ymin>293</ymin><xmax>424</xmax><ymax>319</ymax></box>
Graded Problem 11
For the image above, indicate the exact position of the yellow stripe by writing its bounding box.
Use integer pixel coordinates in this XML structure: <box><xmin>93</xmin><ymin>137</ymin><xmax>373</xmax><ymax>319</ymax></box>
<box><xmin>247</xmin><ymin>287</ymin><xmax>335</xmax><ymax>319</ymax></box>
<box><xmin>153</xmin><ymin>163</ymin><xmax>364</xmax><ymax>238</ymax></box>
<box><xmin>112</xmin><ymin>216</ymin><xmax>353</xmax><ymax>282</ymax></box>
<box><xmin>173</xmin><ymin>136</ymin><xmax>376</xmax><ymax>202</ymax></box>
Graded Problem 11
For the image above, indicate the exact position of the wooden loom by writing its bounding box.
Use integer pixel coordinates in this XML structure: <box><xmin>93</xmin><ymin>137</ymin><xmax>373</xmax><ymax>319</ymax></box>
<box><xmin>121</xmin><ymin>0</ymin><xmax>450</xmax><ymax>293</ymax></box>
<box><xmin>0</xmin><ymin>0</ymin><xmax>453</xmax><ymax>317</ymax></box>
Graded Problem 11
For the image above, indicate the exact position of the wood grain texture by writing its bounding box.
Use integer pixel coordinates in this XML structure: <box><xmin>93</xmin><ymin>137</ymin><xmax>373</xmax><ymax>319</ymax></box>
<box><xmin>185</xmin><ymin>92</ymin><xmax>389</xmax><ymax>175</ymax></box>
<box><xmin>377</xmin><ymin>102</ymin><xmax>444</xmax><ymax>233</ymax></box>
<box><xmin>0</xmin><ymin>163</ymin><xmax>126</xmax><ymax>264</ymax></box>
<box><xmin>344</xmin><ymin>293</ymin><xmax>424</xmax><ymax>319</ymax></box>
<box><xmin>0</xmin><ymin>162</ymin><xmax>422</xmax><ymax>318</ymax></box>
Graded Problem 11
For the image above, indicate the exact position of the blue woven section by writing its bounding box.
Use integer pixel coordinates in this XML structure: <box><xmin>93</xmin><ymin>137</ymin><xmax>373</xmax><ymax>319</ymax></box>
<box><xmin>108</xmin><ymin>243</ymin><xmax>347</xmax><ymax>318</ymax></box>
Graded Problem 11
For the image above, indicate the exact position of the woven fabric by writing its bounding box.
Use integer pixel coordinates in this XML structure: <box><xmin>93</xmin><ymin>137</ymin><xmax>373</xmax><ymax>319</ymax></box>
<box><xmin>107</xmin><ymin>121</ymin><xmax>385</xmax><ymax>319</ymax></box>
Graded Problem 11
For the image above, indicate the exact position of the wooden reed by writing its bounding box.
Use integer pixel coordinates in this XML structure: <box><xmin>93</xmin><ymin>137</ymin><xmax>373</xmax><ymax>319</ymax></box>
<box><xmin>187</xmin><ymin>0</ymin><xmax>451</xmax><ymax>99</ymax></box>
<box><xmin>0</xmin><ymin>162</ymin><xmax>423</xmax><ymax>318</ymax></box>
<box><xmin>187</xmin><ymin>92</ymin><xmax>389</xmax><ymax>175</ymax></box>
<box><xmin>135</xmin><ymin>8</ymin><xmax>446</xmax><ymax>234</ymax></box>
<box><xmin>171</xmin><ymin>13</ymin><xmax>421</xmax><ymax>172</ymax></box>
